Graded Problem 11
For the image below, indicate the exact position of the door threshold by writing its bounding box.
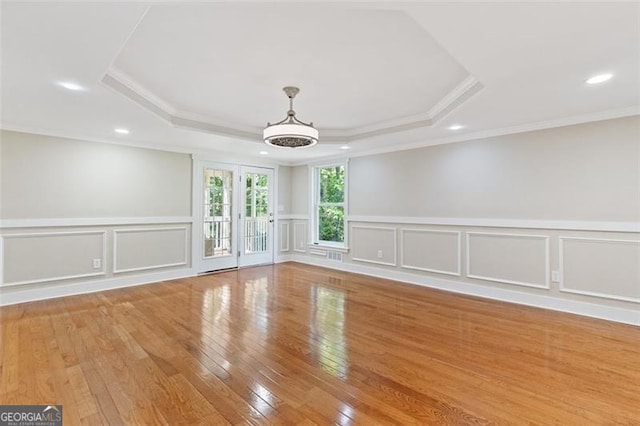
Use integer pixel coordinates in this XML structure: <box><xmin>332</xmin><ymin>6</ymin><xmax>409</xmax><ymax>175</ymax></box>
<box><xmin>238</xmin><ymin>262</ymin><xmax>274</xmax><ymax>270</ymax></box>
<box><xmin>198</xmin><ymin>267</ymin><xmax>239</xmax><ymax>276</ymax></box>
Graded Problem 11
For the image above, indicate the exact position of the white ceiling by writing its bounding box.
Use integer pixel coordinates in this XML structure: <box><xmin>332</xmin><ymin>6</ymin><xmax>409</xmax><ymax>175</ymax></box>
<box><xmin>1</xmin><ymin>1</ymin><xmax>638</xmax><ymax>164</ymax></box>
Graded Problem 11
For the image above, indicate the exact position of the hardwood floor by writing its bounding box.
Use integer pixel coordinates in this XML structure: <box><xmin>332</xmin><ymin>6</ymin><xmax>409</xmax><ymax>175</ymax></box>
<box><xmin>1</xmin><ymin>262</ymin><xmax>639</xmax><ymax>425</ymax></box>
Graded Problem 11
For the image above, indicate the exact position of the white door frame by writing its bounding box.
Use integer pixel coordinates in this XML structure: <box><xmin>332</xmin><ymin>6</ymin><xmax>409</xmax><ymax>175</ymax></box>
<box><xmin>192</xmin><ymin>157</ymin><xmax>277</xmax><ymax>274</ymax></box>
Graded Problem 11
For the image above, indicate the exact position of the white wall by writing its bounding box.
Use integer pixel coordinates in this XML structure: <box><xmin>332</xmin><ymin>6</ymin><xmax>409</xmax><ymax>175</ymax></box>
<box><xmin>278</xmin><ymin>116</ymin><xmax>640</xmax><ymax>325</ymax></box>
<box><xmin>349</xmin><ymin>116</ymin><xmax>639</xmax><ymax>221</ymax></box>
<box><xmin>1</xmin><ymin>130</ymin><xmax>191</xmax><ymax>219</ymax></box>
<box><xmin>277</xmin><ymin>166</ymin><xmax>293</xmax><ymax>254</ymax></box>
<box><xmin>291</xmin><ymin>165</ymin><xmax>309</xmax><ymax>215</ymax></box>
<box><xmin>277</xmin><ymin>166</ymin><xmax>292</xmax><ymax>215</ymax></box>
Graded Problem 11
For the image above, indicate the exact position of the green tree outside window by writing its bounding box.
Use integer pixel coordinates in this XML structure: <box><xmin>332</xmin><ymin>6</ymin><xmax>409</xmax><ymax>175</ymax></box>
<box><xmin>318</xmin><ymin>165</ymin><xmax>345</xmax><ymax>243</ymax></box>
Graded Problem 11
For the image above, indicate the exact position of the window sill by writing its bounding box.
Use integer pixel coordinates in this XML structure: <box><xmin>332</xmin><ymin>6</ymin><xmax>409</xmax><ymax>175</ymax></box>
<box><xmin>308</xmin><ymin>243</ymin><xmax>349</xmax><ymax>253</ymax></box>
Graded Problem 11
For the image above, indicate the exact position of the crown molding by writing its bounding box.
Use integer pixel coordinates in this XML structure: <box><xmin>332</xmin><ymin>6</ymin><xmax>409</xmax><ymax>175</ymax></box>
<box><xmin>0</xmin><ymin>121</ymin><xmax>199</xmax><ymax>155</ymax></box>
<box><xmin>101</xmin><ymin>67</ymin><xmax>482</xmax><ymax>144</ymax></box>
<box><xmin>291</xmin><ymin>106</ymin><xmax>639</xmax><ymax>165</ymax></box>
<box><xmin>102</xmin><ymin>68</ymin><xmax>263</xmax><ymax>140</ymax></box>
<box><xmin>429</xmin><ymin>75</ymin><xmax>485</xmax><ymax>123</ymax></box>
<box><xmin>170</xmin><ymin>115</ymin><xmax>259</xmax><ymax>140</ymax></box>
<box><xmin>102</xmin><ymin>67</ymin><xmax>176</xmax><ymax>117</ymax></box>
<box><xmin>3</xmin><ymin>106</ymin><xmax>637</xmax><ymax>169</ymax></box>
<box><xmin>321</xmin><ymin>76</ymin><xmax>484</xmax><ymax>139</ymax></box>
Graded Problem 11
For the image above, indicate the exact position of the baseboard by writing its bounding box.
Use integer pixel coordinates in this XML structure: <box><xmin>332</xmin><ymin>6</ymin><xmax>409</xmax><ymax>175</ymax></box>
<box><xmin>275</xmin><ymin>254</ymin><xmax>294</xmax><ymax>263</ymax></box>
<box><xmin>0</xmin><ymin>268</ymin><xmax>196</xmax><ymax>306</ymax></box>
<box><xmin>284</xmin><ymin>255</ymin><xmax>640</xmax><ymax>326</ymax></box>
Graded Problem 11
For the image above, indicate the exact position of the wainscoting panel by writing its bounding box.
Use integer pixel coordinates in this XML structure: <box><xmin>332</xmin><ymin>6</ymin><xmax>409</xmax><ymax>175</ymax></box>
<box><xmin>560</xmin><ymin>237</ymin><xmax>640</xmax><ymax>303</ymax></box>
<box><xmin>280</xmin><ymin>222</ymin><xmax>290</xmax><ymax>252</ymax></box>
<box><xmin>466</xmin><ymin>232</ymin><xmax>549</xmax><ymax>289</ymax></box>
<box><xmin>293</xmin><ymin>222</ymin><xmax>307</xmax><ymax>253</ymax></box>
<box><xmin>400</xmin><ymin>229</ymin><xmax>461</xmax><ymax>276</ymax></box>
<box><xmin>114</xmin><ymin>227</ymin><xmax>188</xmax><ymax>274</ymax></box>
<box><xmin>351</xmin><ymin>226</ymin><xmax>397</xmax><ymax>266</ymax></box>
<box><xmin>2</xmin><ymin>231</ymin><xmax>106</xmax><ymax>286</ymax></box>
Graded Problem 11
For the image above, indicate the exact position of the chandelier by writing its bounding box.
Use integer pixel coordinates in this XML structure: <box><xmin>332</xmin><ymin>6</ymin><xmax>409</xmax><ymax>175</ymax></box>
<box><xmin>264</xmin><ymin>86</ymin><xmax>318</xmax><ymax>148</ymax></box>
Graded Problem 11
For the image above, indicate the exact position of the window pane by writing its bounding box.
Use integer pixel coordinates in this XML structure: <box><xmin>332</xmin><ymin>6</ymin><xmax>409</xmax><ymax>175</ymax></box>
<box><xmin>319</xmin><ymin>166</ymin><xmax>344</xmax><ymax>203</ymax></box>
<box><xmin>256</xmin><ymin>192</ymin><xmax>268</xmax><ymax>216</ymax></box>
<box><xmin>245</xmin><ymin>173</ymin><xmax>252</xmax><ymax>217</ymax></box>
<box><xmin>256</xmin><ymin>173</ymin><xmax>268</xmax><ymax>188</ymax></box>
<box><xmin>319</xmin><ymin>205</ymin><xmax>344</xmax><ymax>242</ymax></box>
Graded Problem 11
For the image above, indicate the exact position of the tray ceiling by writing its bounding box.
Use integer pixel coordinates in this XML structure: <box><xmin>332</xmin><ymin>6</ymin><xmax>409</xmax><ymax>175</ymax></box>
<box><xmin>1</xmin><ymin>2</ymin><xmax>638</xmax><ymax>162</ymax></box>
<box><xmin>105</xmin><ymin>5</ymin><xmax>481</xmax><ymax>142</ymax></box>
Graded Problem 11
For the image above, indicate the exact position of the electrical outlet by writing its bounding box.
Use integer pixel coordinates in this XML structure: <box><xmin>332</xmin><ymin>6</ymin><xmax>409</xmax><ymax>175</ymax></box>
<box><xmin>92</xmin><ymin>258</ymin><xmax>101</xmax><ymax>269</ymax></box>
<box><xmin>551</xmin><ymin>270</ymin><xmax>560</xmax><ymax>282</ymax></box>
<box><xmin>377</xmin><ymin>250</ymin><xmax>383</xmax><ymax>259</ymax></box>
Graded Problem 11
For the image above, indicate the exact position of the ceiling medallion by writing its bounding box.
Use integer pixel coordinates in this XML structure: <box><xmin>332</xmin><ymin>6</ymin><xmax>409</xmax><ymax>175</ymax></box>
<box><xmin>264</xmin><ymin>86</ymin><xmax>318</xmax><ymax>148</ymax></box>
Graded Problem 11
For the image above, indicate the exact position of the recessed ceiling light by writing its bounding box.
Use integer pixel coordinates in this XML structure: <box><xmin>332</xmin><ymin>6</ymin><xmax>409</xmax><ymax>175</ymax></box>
<box><xmin>259</xmin><ymin>151</ymin><xmax>268</xmax><ymax>155</ymax></box>
<box><xmin>58</xmin><ymin>81</ymin><xmax>85</xmax><ymax>91</ymax></box>
<box><xmin>448</xmin><ymin>124</ymin><xmax>464</xmax><ymax>131</ymax></box>
<box><xmin>340</xmin><ymin>145</ymin><xmax>350</xmax><ymax>150</ymax></box>
<box><xmin>586</xmin><ymin>73</ymin><xmax>613</xmax><ymax>85</ymax></box>
<box><xmin>114</xmin><ymin>128</ymin><xmax>130</xmax><ymax>135</ymax></box>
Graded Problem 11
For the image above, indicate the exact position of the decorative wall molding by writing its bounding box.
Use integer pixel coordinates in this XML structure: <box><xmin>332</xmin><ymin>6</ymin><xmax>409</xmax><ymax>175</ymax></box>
<box><xmin>113</xmin><ymin>227</ymin><xmax>189</xmax><ymax>274</ymax></box>
<box><xmin>1</xmin><ymin>231</ymin><xmax>107</xmax><ymax>287</ymax></box>
<box><xmin>399</xmin><ymin>228</ymin><xmax>461</xmax><ymax>276</ymax></box>
<box><xmin>559</xmin><ymin>236</ymin><xmax>640</xmax><ymax>303</ymax></box>
<box><xmin>351</xmin><ymin>225</ymin><xmax>397</xmax><ymax>267</ymax></box>
<box><xmin>0</xmin><ymin>267</ymin><xmax>194</xmax><ymax>307</ymax></box>
<box><xmin>347</xmin><ymin>215</ymin><xmax>639</xmax><ymax>233</ymax></box>
<box><xmin>282</xmin><ymin>255</ymin><xmax>639</xmax><ymax>326</ymax></box>
<box><xmin>466</xmin><ymin>232</ymin><xmax>550</xmax><ymax>289</ymax></box>
<box><xmin>293</xmin><ymin>222</ymin><xmax>307</xmax><ymax>253</ymax></box>
<box><xmin>306</xmin><ymin>243</ymin><xmax>350</xmax><ymax>253</ymax></box>
<box><xmin>280</xmin><ymin>222</ymin><xmax>290</xmax><ymax>252</ymax></box>
<box><xmin>0</xmin><ymin>216</ymin><xmax>194</xmax><ymax>229</ymax></box>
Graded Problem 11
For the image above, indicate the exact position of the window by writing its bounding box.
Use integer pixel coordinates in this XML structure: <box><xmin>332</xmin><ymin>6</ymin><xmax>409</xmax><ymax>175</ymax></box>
<box><xmin>312</xmin><ymin>163</ymin><xmax>347</xmax><ymax>247</ymax></box>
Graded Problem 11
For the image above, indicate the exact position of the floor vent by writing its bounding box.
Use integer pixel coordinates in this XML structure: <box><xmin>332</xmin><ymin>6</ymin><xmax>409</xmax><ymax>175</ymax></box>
<box><xmin>327</xmin><ymin>251</ymin><xmax>343</xmax><ymax>262</ymax></box>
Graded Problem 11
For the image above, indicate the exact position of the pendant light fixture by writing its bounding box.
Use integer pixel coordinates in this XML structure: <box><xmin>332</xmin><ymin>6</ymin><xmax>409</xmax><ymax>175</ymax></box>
<box><xmin>263</xmin><ymin>86</ymin><xmax>318</xmax><ymax>148</ymax></box>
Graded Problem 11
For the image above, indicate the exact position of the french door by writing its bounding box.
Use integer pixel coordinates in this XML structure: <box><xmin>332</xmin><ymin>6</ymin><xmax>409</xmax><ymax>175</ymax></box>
<box><xmin>195</xmin><ymin>161</ymin><xmax>274</xmax><ymax>273</ymax></box>
<box><xmin>239</xmin><ymin>166</ymin><xmax>274</xmax><ymax>267</ymax></box>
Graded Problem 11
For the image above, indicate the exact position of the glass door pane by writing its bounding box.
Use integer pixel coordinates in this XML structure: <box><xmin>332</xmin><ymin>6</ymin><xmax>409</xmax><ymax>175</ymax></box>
<box><xmin>196</xmin><ymin>162</ymin><xmax>238</xmax><ymax>273</ymax></box>
<box><xmin>244</xmin><ymin>172</ymin><xmax>269</xmax><ymax>254</ymax></box>
<box><xmin>204</xmin><ymin>169</ymin><xmax>233</xmax><ymax>258</ymax></box>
